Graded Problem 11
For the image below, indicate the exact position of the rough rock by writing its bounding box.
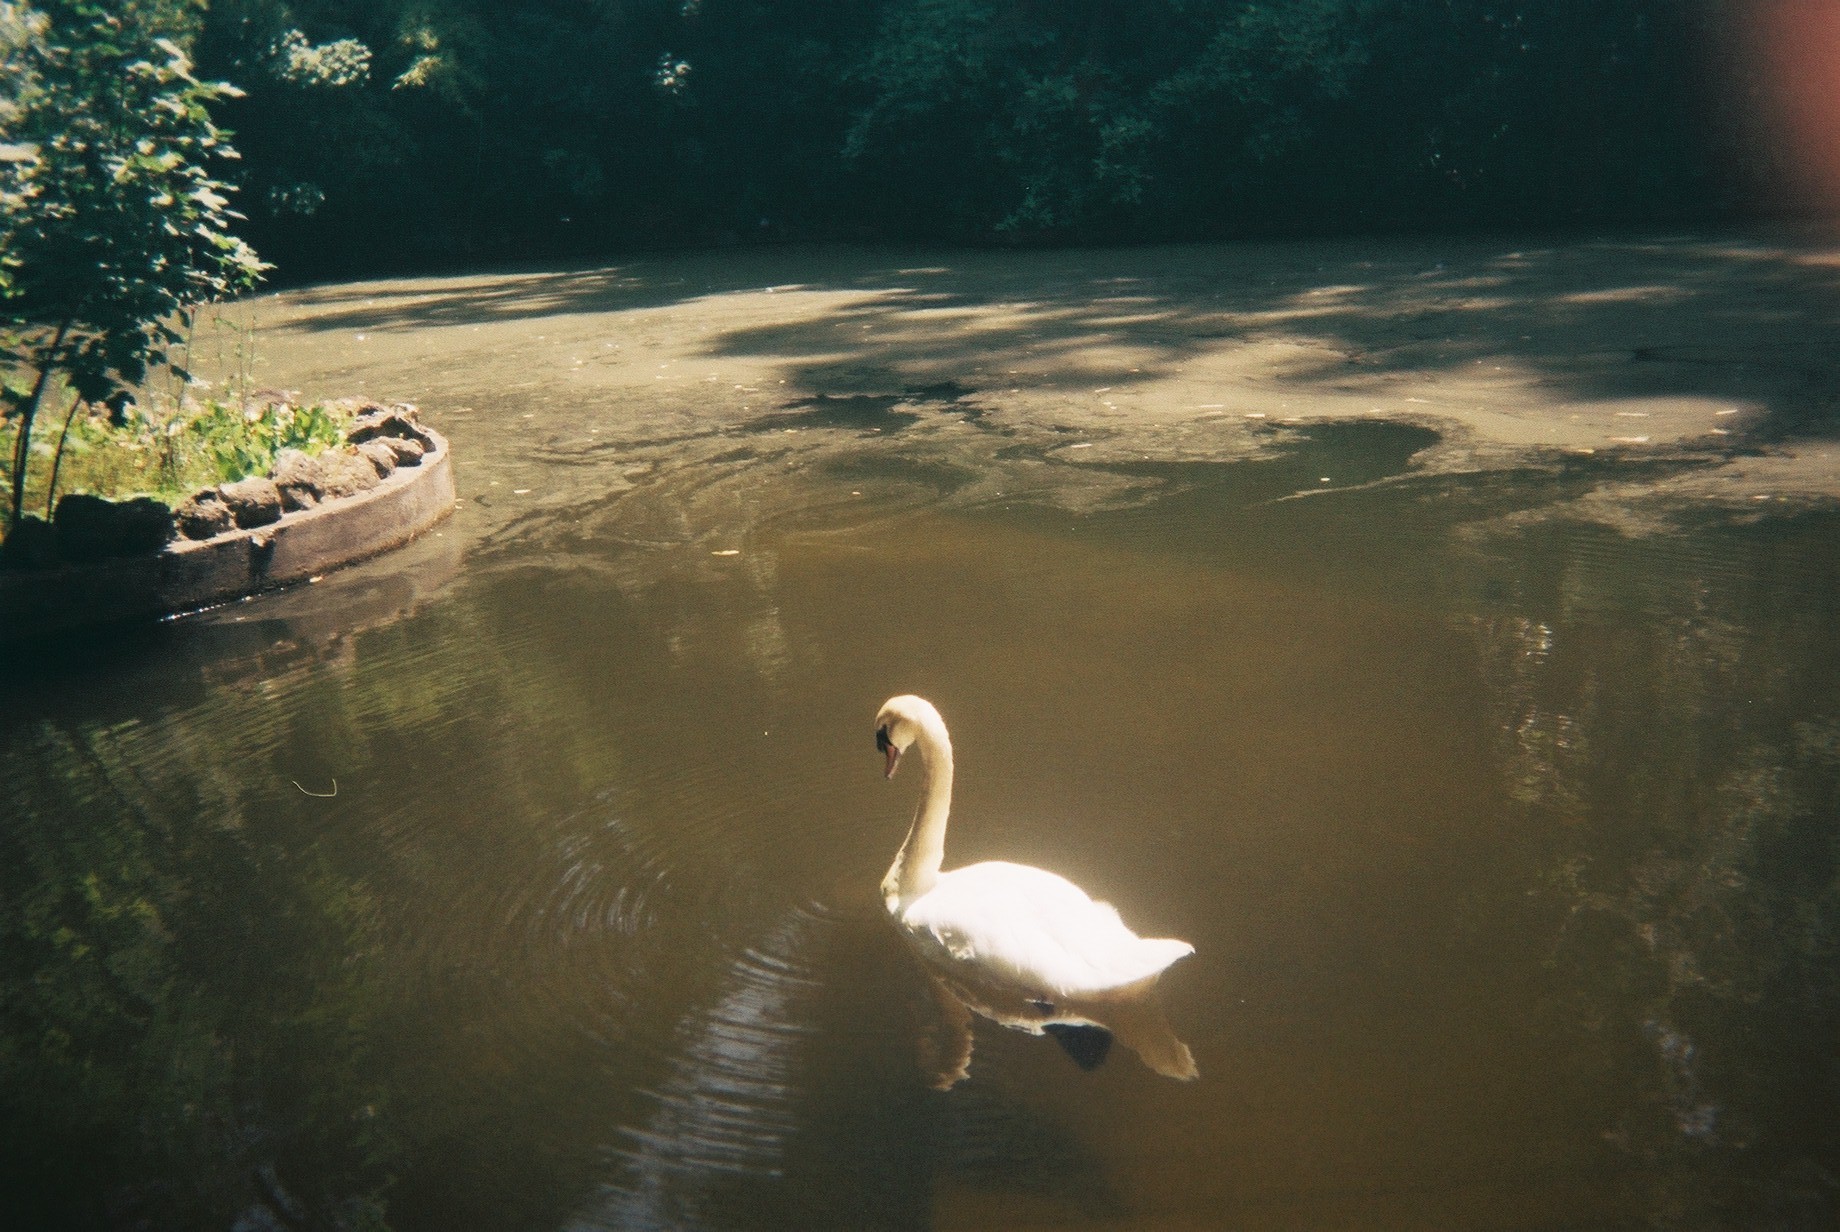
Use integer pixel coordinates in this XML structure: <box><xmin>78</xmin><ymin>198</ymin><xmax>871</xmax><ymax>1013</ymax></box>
<box><xmin>176</xmin><ymin>489</ymin><xmax>236</xmax><ymax>540</ymax></box>
<box><xmin>316</xmin><ymin>448</ymin><xmax>385</xmax><ymax>499</ymax></box>
<box><xmin>333</xmin><ymin>397</ymin><xmax>391</xmax><ymax>422</ymax></box>
<box><xmin>278</xmin><ymin>485</ymin><xmax>319</xmax><ymax>514</ymax></box>
<box><xmin>54</xmin><ymin>494</ymin><xmax>176</xmax><ymax>561</ymax></box>
<box><xmin>379</xmin><ymin>436</ymin><xmax>425</xmax><ymax>467</ymax></box>
<box><xmin>355</xmin><ymin>439</ymin><xmax>399</xmax><ymax>477</ymax></box>
<box><xmin>218</xmin><ymin>477</ymin><xmax>283</xmax><ymax>529</ymax></box>
<box><xmin>272</xmin><ymin>449</ymin><xmax>323</xmax><ymax>512</ymax></box>
<box><xmin>348</xmin><ymin>407</ymin><xmax>428</xmax><ymax>446</ymax></box>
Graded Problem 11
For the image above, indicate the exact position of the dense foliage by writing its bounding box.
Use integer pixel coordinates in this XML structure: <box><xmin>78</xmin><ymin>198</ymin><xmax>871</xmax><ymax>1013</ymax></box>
<box><xmin>176</xmin><ymin>0</ymin><xmax>1757</xmax><ymax>279</ymax></box>
<box><xmin>7</xmin><ymin>394</ymin><xmax>349</xmax><ymax>520</ymax></box>
<box><xmin>0</xmin><ymin>0</ymin><xmax>266</xmax><ymax>529</ymax></box>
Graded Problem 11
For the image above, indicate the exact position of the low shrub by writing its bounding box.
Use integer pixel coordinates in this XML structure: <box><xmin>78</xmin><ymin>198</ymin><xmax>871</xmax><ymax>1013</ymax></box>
<box><xmin>0</xmin><ymin>394</ymin><xmax>353</xmax><ymax>531</ymax></box>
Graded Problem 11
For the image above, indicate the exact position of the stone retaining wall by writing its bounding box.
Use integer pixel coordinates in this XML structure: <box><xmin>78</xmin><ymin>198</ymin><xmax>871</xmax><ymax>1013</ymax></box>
<box><xmin>0</xmin><ymin>428</ymin><xmax>454</xmax><ymax>644</ymax></box>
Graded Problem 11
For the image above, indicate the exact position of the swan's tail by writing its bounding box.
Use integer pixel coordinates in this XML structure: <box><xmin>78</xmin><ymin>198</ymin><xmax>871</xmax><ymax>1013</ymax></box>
<box><xmin>1084</xmin><ymin>936</ymin><xmax>1193</xmax><ymax>999</ymax></box>
<box><xmin>1135</xmin><ymin>937</ymin><xmax>1195</xmax><ymax>976</ymax></box>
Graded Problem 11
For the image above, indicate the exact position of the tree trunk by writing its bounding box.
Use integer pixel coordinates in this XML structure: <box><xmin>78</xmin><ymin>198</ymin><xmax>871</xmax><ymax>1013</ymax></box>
<box><xmin>44</xmin><ymin>392</ymin><xmax>86</xmax><ymax>518</ymax></box>
<box><xmin>7</xmin><ymin>321</ymin><xmax>70</xmax><ymax>535</ymax></box>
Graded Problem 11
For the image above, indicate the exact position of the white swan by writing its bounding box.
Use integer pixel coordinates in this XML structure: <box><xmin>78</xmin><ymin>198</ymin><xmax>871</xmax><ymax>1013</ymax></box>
<box><xmin>875</xmin><ymin>694</ymin><xmax>1197</xmax><ymax>1083</ymax></box>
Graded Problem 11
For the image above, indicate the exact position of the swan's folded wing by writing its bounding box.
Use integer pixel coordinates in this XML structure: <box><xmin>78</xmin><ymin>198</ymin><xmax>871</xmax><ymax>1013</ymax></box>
<box><xmin>903</xmin><ymin>862</ymin><xmax>1191</xmax><ymax>999</ymax></box>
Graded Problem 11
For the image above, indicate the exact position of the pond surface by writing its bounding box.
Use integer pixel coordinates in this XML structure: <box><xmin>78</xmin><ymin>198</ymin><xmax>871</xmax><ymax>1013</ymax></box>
<box><xmin>7</xmin><ymin>234</ymin><xmax>1840</xmax><ymax>1229</ymax></box>
<box><xmin>5</xmin><ymin>413</ymin><xmax>1836</xmax><ymax>1230</ymax></box>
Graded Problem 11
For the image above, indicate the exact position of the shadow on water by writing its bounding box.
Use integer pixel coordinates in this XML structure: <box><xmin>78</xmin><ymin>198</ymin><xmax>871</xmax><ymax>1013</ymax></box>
<box><xmin>1115</xmin><ymin>418</ymin><xmax>1445</xmax><ymax>504</ymax></box>
<box><xmin>746</xmin><ymin>380</ymin><xmax>984</xmax><ymax>436</ymax></box>
<box><xmin>693</xmin><ymin>235</ymin><xmax>1840</xmax><ymax>449</ymax></box>
<box><xmin>274</xmin><ymin>248</ymin><xmax>854</xmax><ymax>333</ymax></box>
<box><xmin>270</xmin><ymin>234</ymin><xmax>1840</xmax><ymax>456</ymax></box>
<box><xmin>752</xmin><ymin>394</ymin><xmax>922</xmax><ymax>434</ymax></box>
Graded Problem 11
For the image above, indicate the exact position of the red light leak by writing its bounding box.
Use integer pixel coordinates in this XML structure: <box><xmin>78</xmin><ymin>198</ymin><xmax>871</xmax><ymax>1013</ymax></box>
<box><xmin>1731</xmin><ymin>0</ymin><xmax>1840</xmax><ymax>215</ymax></box>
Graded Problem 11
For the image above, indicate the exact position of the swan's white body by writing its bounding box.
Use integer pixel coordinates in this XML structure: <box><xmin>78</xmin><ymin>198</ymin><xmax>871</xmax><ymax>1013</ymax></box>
<box><xmin>875</xmin><ymin>695</ymin><xmax>1197</xmax><ymax>1081</ymax></box>
<box><xmin>895</xmin><ymin>861</ymin><xmax>1195</xmax><ymax>1000</ymax></box>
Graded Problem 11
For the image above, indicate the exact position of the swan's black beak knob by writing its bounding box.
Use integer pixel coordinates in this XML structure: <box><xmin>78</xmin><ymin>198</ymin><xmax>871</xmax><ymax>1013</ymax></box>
<box><xmin>877</xmin><ymin>726</ymin><xmax>900</xmax><ymax>779</ymax></box>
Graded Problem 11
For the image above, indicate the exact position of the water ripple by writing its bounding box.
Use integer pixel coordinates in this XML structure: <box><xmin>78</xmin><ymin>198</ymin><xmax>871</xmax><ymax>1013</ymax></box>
<box><xmin>571</xmin><ymin>905</ymin><xmax>835</xmax><ymax>1230</ymax></box>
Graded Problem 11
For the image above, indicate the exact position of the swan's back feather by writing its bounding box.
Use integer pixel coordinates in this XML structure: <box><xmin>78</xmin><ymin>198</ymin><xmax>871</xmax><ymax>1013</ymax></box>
<box><xmin>898</xmin><ymin>861</ymin><xmax>1193</xmax><ymax>1000</ymax></box>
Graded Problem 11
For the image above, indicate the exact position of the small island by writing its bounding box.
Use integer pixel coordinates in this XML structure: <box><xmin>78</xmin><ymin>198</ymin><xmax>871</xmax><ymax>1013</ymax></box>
<box><xmin>0</xmin><ymin>400</ymin><xmax>452</xmax><ymax>642</ymax></box>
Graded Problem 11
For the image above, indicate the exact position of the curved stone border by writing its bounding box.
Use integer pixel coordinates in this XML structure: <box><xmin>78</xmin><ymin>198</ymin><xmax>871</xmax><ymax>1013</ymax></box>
<box><xmin>1</xmin><ymin>428</ymin><xmax>455</xmax><ymax>643</ymax></box>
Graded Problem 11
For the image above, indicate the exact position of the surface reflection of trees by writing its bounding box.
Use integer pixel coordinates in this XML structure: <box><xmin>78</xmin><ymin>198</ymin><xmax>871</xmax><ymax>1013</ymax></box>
<box><xmin>0</xmin><ymin>543</ymin><xmax>651</xmax><ymax>1232</ymax></box>
<box><xmin>1470</xmin><ymin>517</ymin><xmax>1840</xmax><ymax>1226</ymax></box>
<box><xmin>0</xmin><ymin>720</ymin><xmax>398</xmax><ymax>1230</ymax></box>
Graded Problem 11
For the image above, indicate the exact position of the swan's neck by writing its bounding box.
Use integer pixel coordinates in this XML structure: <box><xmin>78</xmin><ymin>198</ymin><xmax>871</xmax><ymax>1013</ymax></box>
<box><xmin>882</xmin><ymin>718</ymin><xmax>953</xmax><ymax>909</ymax></box>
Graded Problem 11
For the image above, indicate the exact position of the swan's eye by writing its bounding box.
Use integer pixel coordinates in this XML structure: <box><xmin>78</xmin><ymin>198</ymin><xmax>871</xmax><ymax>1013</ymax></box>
<box><xmin>875</xmin><ymin>726</ymin><xmax>891</xmax><ymax>754</ymax></box>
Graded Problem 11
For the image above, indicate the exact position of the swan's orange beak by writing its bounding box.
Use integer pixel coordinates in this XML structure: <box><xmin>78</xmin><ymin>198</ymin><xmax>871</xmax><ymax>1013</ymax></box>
<box><xmin>877</xmin><ymin>726</ymin><xmax>901</xmax><ymax>778</ymax></box>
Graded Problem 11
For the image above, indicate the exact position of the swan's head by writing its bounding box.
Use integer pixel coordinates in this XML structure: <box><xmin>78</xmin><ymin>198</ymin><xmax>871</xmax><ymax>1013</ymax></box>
<box><xmin>874</xmin><ymin>694</ymin><xmax>944</xmax><ymax>779</ymax></box>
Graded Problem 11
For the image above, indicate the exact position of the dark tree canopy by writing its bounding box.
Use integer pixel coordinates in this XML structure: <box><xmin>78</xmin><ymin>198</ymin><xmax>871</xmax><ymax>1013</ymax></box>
<box><xmin>7</xmin><ymin>0</ymin><xmax>1785</xmax><ymax>280</ymax></box>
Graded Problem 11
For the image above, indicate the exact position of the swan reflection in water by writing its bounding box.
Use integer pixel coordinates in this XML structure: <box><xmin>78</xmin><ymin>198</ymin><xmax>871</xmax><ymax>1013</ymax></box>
<box><xmin>874</xmin><ymin>695</ymin><xmax>1198</xmax><ymax>1087</ymax></box>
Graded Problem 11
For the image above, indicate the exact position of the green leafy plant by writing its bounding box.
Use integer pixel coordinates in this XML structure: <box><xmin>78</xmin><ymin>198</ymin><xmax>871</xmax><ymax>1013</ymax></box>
<box><xmin>4</xmin><ymin>392</ymin><xmax>351</xmax><ymax>513</ymax></box>
<box><xmin>0</xmin><ymin>0</ymin><xmax>268</xmax><ymax>535</ymax></box>
<box><xmin>185</xmin><ymin>396</ymin><xmax>345</xmax><ymax>486</ymax></box>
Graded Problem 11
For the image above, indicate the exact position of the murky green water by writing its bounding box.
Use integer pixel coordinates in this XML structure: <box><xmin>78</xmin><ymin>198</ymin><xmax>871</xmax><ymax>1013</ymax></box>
<box><xmin>3</xmin><ymin>419</ymin><xmax>1837</xmax><ymax>1230</ymax></box>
